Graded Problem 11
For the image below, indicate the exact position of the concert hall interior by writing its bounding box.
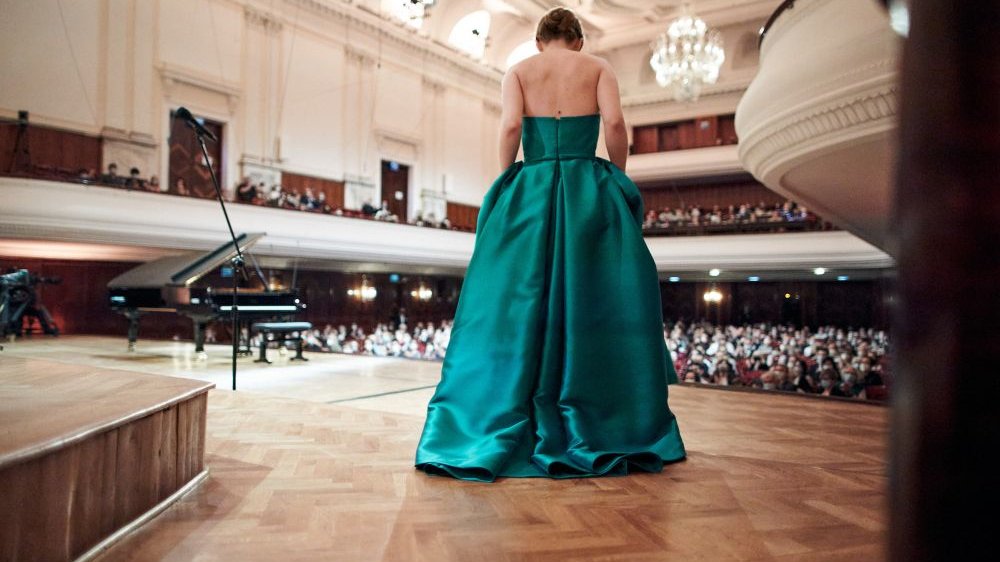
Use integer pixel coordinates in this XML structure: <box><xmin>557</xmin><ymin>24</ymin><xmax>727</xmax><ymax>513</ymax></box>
<box><xmin>0</xmin><ymin>1</ymin><xmax>995</xmax><ymax>561</ymax></box>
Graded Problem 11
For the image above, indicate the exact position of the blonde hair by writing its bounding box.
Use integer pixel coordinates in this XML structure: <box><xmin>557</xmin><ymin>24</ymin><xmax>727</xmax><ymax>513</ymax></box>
<box><xmin>535</xmin><ymin>7</ymin><xmax>584</xmax><ymax>44</ymax></box>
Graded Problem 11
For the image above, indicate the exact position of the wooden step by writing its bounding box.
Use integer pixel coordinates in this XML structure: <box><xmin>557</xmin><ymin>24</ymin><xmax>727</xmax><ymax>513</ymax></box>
<box><xmin>0</xmin><ymin>358</ymin><xmax>214</xmax><ymax>561</ymax></box>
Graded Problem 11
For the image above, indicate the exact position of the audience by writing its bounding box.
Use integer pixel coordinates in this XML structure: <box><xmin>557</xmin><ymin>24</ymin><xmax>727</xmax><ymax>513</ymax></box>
<box><xmin>257</xmin><ymin>320</ymin><xmax>454</xmax><ymax>361</ymax></box>
<box><xmin>642</xmin><ymin>200</ymin><xmax>831</xmax><ymax>234</ymax></box>
<box><xmin>666</xmin><ymin>320</ymin><xmax>890</xmax><ymax>401</ymax></box>
<box><xmin>262</xmin><ymin>316</ymin><xmax>888</xmax><ymax>402</ymax></box>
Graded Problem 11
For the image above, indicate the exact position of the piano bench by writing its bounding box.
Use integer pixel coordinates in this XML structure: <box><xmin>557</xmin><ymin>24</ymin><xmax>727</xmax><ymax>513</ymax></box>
<box><xmin>251</xmin><ymin>322</ymin><xmax>313</xmax><ymax>364</ymax></box>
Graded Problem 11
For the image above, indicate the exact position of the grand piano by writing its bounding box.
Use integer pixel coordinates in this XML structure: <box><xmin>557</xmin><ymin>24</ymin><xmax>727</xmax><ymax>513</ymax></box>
<box><xmin>108</xmin><ymin>233</ymin><xmax>305</xmax><ymax>352</ymax></box>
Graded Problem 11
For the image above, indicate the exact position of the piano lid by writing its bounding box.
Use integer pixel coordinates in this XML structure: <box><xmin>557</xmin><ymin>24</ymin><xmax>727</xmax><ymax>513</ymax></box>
<box><xmin>107</xmin><ymin>233</ymin><xmax>266</xmax><ymax>289</ymax></box>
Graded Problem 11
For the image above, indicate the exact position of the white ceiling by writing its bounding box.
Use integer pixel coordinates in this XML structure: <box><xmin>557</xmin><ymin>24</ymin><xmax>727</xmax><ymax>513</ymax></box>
<box><xmin>423</xmin><ymin>0</ymin><xmax>782</xmax><ymax>56</ymax></box>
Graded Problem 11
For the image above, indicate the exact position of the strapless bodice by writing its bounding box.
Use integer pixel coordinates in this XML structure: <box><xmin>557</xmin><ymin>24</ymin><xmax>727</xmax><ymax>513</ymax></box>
<box><xmin>521</xmin><ymin>114</ymin><xmax>600</xmax><ymax>162</ymax></box>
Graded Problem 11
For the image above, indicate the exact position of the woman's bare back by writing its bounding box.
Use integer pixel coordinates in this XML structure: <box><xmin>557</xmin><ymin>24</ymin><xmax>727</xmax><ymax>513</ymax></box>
<box><xmin>498</xmin><ymin>45</ymin><xmax>628</xmax><ymax>169</ymax></box>
<box><xmin>514</xmin><ymin>49</ymin><xmax>604</xmax><ymax>117</ymax></box>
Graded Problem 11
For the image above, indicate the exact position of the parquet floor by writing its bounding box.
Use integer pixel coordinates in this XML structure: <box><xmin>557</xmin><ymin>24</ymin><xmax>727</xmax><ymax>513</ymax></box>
<box><xmin>1</xmin><ymin>337</ymin><xmax>887</xmax><ymax>561</ymax></box>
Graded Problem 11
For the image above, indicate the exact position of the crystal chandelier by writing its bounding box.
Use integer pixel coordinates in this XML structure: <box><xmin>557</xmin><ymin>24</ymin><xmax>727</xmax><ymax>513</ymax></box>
<box><xmin>649</xmin><ymin>8</ymin><xmax>725</xmax><ymax>102</ymax></box>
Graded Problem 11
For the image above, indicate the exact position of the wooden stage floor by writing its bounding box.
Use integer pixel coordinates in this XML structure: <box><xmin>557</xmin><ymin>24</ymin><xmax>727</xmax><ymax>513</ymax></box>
<box><xmin>1</xmin><ymin>336</ymin><xmax>887</xmax><ymax>561</ymax></box>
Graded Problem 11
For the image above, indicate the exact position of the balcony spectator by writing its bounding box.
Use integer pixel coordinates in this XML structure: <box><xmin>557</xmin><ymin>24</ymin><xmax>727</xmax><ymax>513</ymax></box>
<box><xmin>174</xmin><ymin>177</ymin><xmax>190</xmax><ymax>196</ymax></box>
<box><xmin>236</xmin><ymin>177</ymin><xmax>256</xmax><ymax>203</ymax></box>
<box><xmin>101</xmin><ymin>162</ymin><xmax>122</xmax><ymax>185</ymax></box>
<box><xmin>126</xmin><ymin>167</ymin><xmax>144</xmax><ymax>190</ymax></box>
<box><xmin>267</xmin><ymin>184</ymin><xmax>282</xmax><ymax>207</ymax></box>
<box><xmin>301</xmin><ymin>187</ymin><xmax>317</xmax><ymax>210</ymax></box>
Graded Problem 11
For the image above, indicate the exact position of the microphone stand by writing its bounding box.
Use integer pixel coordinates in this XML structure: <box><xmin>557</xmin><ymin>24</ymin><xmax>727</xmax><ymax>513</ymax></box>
<box><xmin>193</xmin><ymin>130</ymin><xmax>243</xmax><ymax>391</ymax></box>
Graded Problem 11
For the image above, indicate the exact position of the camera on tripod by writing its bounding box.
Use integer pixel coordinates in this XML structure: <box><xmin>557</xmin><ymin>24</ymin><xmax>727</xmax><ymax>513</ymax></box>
<box><xmin>1</xmin><ymin>268</ymin><xmax>60</xmax><ymax>338</ymax></box>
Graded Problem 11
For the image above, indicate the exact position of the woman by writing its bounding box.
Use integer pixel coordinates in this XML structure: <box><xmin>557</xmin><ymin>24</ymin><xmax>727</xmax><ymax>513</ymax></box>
<box><xmin>414</xmin><ymin>7</ymin><xmax>686</xmax><ymax>482</ymax></box>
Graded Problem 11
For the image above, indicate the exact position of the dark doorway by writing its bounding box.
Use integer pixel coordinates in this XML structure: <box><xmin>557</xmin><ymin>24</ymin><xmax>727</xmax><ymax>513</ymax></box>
<box><xmin>380</xmin><ymin>160</ymin><xmax>409</xmax><ymax>222</ymax></box>
<box><xmin>168</xmin><ymin>109</ymin><xmax>224</xmax><ymax>200</ymax></box>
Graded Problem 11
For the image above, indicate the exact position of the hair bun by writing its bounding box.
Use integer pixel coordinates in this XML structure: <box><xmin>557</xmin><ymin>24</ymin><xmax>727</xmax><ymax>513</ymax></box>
<box><xmin>536</xmin><ymin>7</ymin><xmax>584</xmax><ymax>44</ymax></box>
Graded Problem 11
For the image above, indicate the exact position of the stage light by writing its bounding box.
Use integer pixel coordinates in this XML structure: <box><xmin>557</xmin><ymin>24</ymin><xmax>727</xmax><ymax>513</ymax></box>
<box><xmin>837</xmin><ymin>275</ymin><xmax>850</xmax><ymax>281</ymax></box>
<box><xmin>669</xmin><ymin>276</ymin><xmax>680</xmax><ymax>282</ymax></box>
<box><xmin>748</xmin><ymin>276</ymin><xmax>760</xmax><ymax>282</ymax></box>
<box><xmin>703</xmin><ymin>289</ymin><xmax>723</xmax><ymax>303</ymax></box>
<box><xmin>813</xmin><ymin>267</ymin><xmax>826</xmax><ymax>275</ymax></box>
<box><xmin>784</xmin><ymin>293</ymin><xmax>791</xmax><ymax>299</ymax></box>
<box><xmin>709</xmin><ymin>268</ymin><xmax>720</xmax><ymax>277</ymax></box>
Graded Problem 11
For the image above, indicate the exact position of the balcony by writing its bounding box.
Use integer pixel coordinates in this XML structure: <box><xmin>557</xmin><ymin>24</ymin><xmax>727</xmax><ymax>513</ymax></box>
<box><xmin>735</xmin><ymin>0</ymin><xmax>900</xmax><ymax>253</ymax></box>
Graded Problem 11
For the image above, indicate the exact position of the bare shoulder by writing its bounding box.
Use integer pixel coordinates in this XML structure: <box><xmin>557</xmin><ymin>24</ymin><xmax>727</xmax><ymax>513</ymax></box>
<box><xmin>583</xmin><ymin>53</ymin><xmax>616</xmax><ymax>75</ymax></box>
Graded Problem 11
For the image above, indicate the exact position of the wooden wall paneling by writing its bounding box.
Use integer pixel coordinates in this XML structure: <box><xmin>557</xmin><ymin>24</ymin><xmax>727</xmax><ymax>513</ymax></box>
<box><xmin>380</xmin><ymin>161</ymin><xmax>408</xmax><ymax>222</ymax></box>
<box><xmin>168</xmin><ymin>111</ymin><xmax>223</xmax><ymax>199</ymax></box>
<box><xmin>657</xmin><ymin>124</ymin><xmax>680</xmax><ymax>152</ymax></box>
<box><xmin>632</xmin><ymin>125</ymin><xmax>658</xmax><ymax>154</ymax></box>
<box><xmin>281</xmin><ymin>171</ymin><xmax>346</xmax><ymax>209</ymax></box>
<box><xmin>676</xmin><ymin>121</ymin><xmax>697</xmax><ymax>150</ymax></box>
<box><xmin>0</xmin><ymin>122</ymin><xmax>19</xmax><ymax>172</ymax></box>
<box><xmin>0</xmin><ymin>122</ymin><xmax>102</xmax><ymax>176</ymax></box>
<box><xmin>694</xmin><ymin>116</ymin><xmax>719</xmax><ymax>148</ymax></box>
<box><xmin>638</xmin><ymin>180</ymin><xmax>785</xmax><ymax>214</ymax></box>
<box><xmin>0</xmin><ymin>256</ymin><xmax>193</xmax><ymax>340</ymax></box>
<box><xmin>718</xmin><ymin>114</ymin><xmax>738</xmax><ymax>145</ymax></box>
<box><xmin>446</xmin><ymin>201</ymin><xmax>479</xmax><ymax>231</ymax></box>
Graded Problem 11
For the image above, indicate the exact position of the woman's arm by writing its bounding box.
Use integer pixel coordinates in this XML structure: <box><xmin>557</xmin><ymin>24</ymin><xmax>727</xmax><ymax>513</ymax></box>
<box><xmin>498</xmin><ymin>68</ymin><xmax>524</xmax><ymax>169</ymax></box>
<box><xmin>596</xmin><ymin>60</ymin><xmax>628</xmax><ymax>170</ymax></box>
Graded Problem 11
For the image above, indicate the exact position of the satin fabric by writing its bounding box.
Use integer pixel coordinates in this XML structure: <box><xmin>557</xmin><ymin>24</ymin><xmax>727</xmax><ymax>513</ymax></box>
<box><xmin>414</xmin><ymin>114</ymin><xmax>686</xmax><ymax>482</ymax></box>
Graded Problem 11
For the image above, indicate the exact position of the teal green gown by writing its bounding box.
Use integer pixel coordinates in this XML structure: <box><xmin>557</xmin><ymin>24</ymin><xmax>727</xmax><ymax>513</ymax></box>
<box><xmin>414</xmin><ymin>114</ymin><xmax>686</xmax><ymax>482</ymax></box>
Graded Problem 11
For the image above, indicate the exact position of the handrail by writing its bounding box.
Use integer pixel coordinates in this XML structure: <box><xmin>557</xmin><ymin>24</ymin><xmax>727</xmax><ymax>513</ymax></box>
<box><xmin>758</xmin><ymin>0</ymin><xmax>796</xmax><ymax>48</ymax></box>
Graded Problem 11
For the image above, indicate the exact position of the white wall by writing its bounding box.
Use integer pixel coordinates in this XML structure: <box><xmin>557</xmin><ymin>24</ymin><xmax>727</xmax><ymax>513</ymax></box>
<box><xmin>0</xmin><ymin>0</ymin><xmax>504</xmax><ymax>215</ymax></box>
<box><xmin>0</xmin><ymin>0</ymin><xmax>771</xmax><ymax>214</ymax></box>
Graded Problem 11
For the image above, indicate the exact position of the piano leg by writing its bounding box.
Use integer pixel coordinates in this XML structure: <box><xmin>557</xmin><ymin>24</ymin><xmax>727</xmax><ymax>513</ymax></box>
<box><xmin>125</xmin><ymin>310</ymin><xmax>141</xmax><ymax>352</ymax></box>
<box><xmin>193</xmin><ymin>320</ymin><xmax>209</xmax><ymax>361</ymax></box>
<box><xmin>292</xmin><ymin>336</ymin><xmax>308</xmax><ymax>362</ymax></box>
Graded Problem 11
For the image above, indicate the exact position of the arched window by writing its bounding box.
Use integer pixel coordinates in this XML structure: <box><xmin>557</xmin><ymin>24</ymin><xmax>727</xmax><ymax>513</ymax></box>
<box><xmin>505</xmin><ymin>40</ymin><xmax>538</xmax><ymax>69</ymax></box>
<box><xmin>448</xmin><ymin>10</ymin><xmax>490</xmax><ymax>59</ymax></box>
<box><xmin>381</xmin><ymin>0</ymin><xmax>429</xmax><ymax>29</ymax></box>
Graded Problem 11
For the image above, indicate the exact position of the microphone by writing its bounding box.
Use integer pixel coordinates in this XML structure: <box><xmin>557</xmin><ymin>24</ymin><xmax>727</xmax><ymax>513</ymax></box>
<box><xmin>174</xmin><ymin>106</ymin><xmax>218</xmax><ymax>143</ymax></box>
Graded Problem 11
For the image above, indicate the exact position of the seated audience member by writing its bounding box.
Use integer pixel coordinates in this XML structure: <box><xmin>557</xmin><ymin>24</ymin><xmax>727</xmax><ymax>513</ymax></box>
<box><xmin>361</xmin><ymin>199</ymin><xmax>378</xmax><ymax>216</ymax></box>
<box><xmin>859</xmin><ymin>356</ymin><xmax>883</xmax><ymax>387</ymax></box>
<box><xmin>126</xmin><ymin>167</ymin><xmax>144</xmax><ymax>190</ymax></box>
<box><xmin>267</xmin><ymin>184</ymin><xmax>282</xmax><ymax>206</ymax></box>
<box><xmin>839</xmin><ymin>366</ymin><xmax>866</xmax><ymax>399</ymax></box>
<box><xmin>148</xmin><ymin>175</ymin><xmax>162</xmax><ymax>192</ymax></box>
<box><xmin>440</xmin><ymin>217</ymin><xmax>452</xmax><ymax>229</ymax></box>
<box><xmin>757</xmin><ymin>370</ymin><xmax>778</xmax><ymax>390</ymax></box>
<box><xmin>300</xmin><ymin>187</ymin><xmax>317</xmax><ymax>210</ymax></box>
<box><xmin>315</xmin><ymin>191</ymin><xmax>328</xmax><ymax>211</ymax></box>
<box><xmin>236</xmin><ymin>177</ymin><xmax>256</xmax><ymax>203</ymax></box>
<box><xmin>818</xmin><ymin>368</ymin><xmax>848</xmax><ymax>397</ymax></box>
<box><xmin>709</xmin><ymin>361</ymin><xmax>733</xmax><ymax>386</ymax></box>
<box><xmin>102</xmin><ymin>162</ymin><xmax>122</xmax><ymax>185</ymax></box>
<box><xmin>790</xmin><ymin>362</ymin><xmax>817</xmax><ymax>394</ymax></box>
<box><xmin>173</xmin><ymin>177</ymin><xmax>190</xmax><ymax>196</ymax></box>
<box><xmin>283</xmin><ymin>190</ymin><xmax>301</xmax><ymax>209</ymax></box>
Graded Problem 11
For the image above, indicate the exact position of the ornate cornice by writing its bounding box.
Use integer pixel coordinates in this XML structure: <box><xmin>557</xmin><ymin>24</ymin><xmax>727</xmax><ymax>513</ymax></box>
<box><xmin>245</xmin><ymin>5</ymin><xmax>283</xmax><ymax>33</ymax></box>
<box><xmin>738</xmin><ymin>80</ymin><xmax>898</xmax><ymax>180</ymax></box>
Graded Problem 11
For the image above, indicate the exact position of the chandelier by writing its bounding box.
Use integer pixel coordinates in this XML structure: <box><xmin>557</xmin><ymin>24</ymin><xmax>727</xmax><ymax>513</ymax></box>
<box><xmin>649</xmin><ymin>9</ymin><xmax>725</xmax><ymax>102</ymax></box>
